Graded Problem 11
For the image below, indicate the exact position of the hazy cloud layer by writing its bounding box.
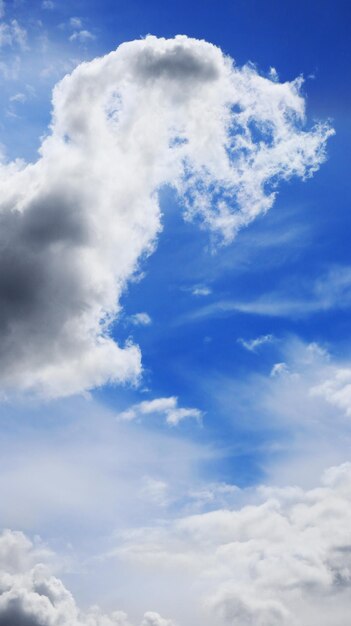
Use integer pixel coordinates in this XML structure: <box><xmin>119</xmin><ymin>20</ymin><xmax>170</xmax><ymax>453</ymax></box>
<box><xmin>0</xmin><ymin>35</ymin><xmax>332</xmax><ymax>397</ymax></box>
<box><xmin>1</xmin><ymin>462</ymin><xmax>351</xmax><ymax>626</ymax></box>
<box><xmin>0</xmin><ymin>400</ymin><xmax>212</xmax><ymax>539</ymax></box>
<box><xmin>113</xmin><ymin>463</ymin><xmax>351</xmax><ymax>626</ymax></box>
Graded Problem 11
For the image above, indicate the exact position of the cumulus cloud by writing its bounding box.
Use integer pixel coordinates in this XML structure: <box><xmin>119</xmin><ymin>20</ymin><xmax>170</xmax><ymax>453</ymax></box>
<box><xmin>2</xmin><ymin>463</ymin><xmax>351</xmax><ymax>626</ymax></box>
<box><xmin>0</xmin><ymin>35</ymin><xmax>332</xmax><ymax>397</ymax></box>
<box><xmin>115</xmin><ymin>463</ymin><xmax>351</xmax><ymax>626</ymax></box>
<box><xmin>212</xmin><ymin>589</ymin><xmax>290</xmax><ymax>626</ymax></box>
<box><xmin>0</xmin><ymin>530</ymin><xmax>173</xmax><ymax>626</ymax></box>
<box><xmin>118</xmin><ymin>396</ymin><xmax>202</xmax><ymax>426</ymax></box>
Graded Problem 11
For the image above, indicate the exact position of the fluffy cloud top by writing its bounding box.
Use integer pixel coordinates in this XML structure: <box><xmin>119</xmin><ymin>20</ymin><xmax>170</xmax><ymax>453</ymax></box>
<box><xmin>115</xmin><ymin>463</ymin><xmax>351</xmax><ymax>626</ymax></box>
<box><xmin>1</xmin><ymin>462</ymin><xmax>351</xmax><ymax>626</ymax></box>
<box><xmin>0</xmin><ymin>35</ymin><xmax>333</xmax><ymax>397</ymax></box>
<box><xmin>0</xmin><ymin>530</ymin><xmax>173</xmax><ymax>626</ymax></box>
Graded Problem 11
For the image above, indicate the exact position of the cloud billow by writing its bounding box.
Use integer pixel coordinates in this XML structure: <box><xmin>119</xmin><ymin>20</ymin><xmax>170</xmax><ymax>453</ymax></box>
<box><xmin>116</xmin><ymin>463</ymin><xmax>351</xmax><ymax>626</ymax></box>
<box><xmin>0</xmin><ymin>529</ymin><xmax>172</xmax><ymax>626</ymax></box>
<box><xmin>0</xmin><ymin>35</ymin><xmax>333</xmax><ymax>397</ymax></box>
<box><xmin>1</xmin><ymin>462</ymin><xmax>351</xmax><ymax>626</ymax></box>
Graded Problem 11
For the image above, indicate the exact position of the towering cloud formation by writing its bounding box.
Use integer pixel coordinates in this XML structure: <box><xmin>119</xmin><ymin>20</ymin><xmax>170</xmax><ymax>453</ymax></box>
<box><xmin>0</xmin><ymin>35</ymin><xmax>333</xmax><ymax>397</ymax></box>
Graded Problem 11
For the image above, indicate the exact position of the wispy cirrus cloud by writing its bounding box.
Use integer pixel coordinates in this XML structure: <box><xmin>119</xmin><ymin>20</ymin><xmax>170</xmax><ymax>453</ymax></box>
<box><xmin>2</xmin><ymin>456</ymin><xmax>351</xmax><ymax>626</ymax></box>
<box><xmin>183</xmin><ymin>265</ymin><xmax>351</xmax><ymax>322</ymax></box>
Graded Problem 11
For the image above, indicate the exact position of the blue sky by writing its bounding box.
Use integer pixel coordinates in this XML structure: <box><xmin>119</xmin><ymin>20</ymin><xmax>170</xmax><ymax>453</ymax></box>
<box><xmin>0</xmin><ymin>2</ymin><xmax>351</xmax><ymax>626</ymax></box>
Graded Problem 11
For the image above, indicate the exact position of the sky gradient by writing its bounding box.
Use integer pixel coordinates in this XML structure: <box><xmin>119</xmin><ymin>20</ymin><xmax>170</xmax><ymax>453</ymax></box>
<box><xmin>0</xmin><ymin>1</ymin><xmax>350</xmax><ymax>626</ymax></box>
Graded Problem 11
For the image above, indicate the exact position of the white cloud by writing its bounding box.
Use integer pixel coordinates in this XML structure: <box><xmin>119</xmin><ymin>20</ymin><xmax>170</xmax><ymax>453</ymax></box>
<box><xmin>129</xmin><ymin>312</ymin><xmax>152</xmax><ymax>326</ymax></box>
<box><xmin>102</xmin><ymin>462</ymin><xmax>351</xmax><ymax>626</ymax></box>
<box><xmin>69</xmin><ymin>17</ymin><xmax>83</xmax><ymax>29</ymax></box>
<box><xmin>261</xmin><ymin>341</ymin><xmax>351</xmax><ymax>425</ymax></box>
<box><xmin>311</xmin><ymin>367</ymin><xmax>351</xmax><ymax>416</ymax></box>
<box><xmin>212</xmin><ymin>589</ymin><xmax>290</xmax><ymax>626</ymax></box>
<box><xmin>238</xmin><ymin>333</ymin><xmax>274</xmax><ymax>352</ymax></box>
<box><xmin>70</xmin><ymin>30</ymin><xmax>95</xmax><ymax>44</ymax></box>
<box><xmin>192</xmin><ymin>285</ymin><xmax>211</xmax><ymax>296</ymax></box>
<box><xmin>166</xmin><ymin>406</ymin><xmax>202</xmax><ymax>426</ymax></box>
<box><xmin>270</xmin><ymin>361</ymin><xmax>289</xmax><ymax>376</ymax></box>
<box><xmin>118</xmin><ymin>396</ymin><xmax>203</xmax><ymax>426</ymax></box>
<box><xmin>187</xmin><ymin>265</ymin><xmax>351</xmax><ymax>322</ymax></box>
<box><xmin>0</xmin><ymin>0</ymin><xmax>5</xmax><ymax>19</ymax></box>
<box><xmin>9</xmin><ymin>91</ymin><xmax>26</xmax><ymax>103</ymax></box>
<box><xmin>42</xmin><ymin>0</ymin><xmax>54</xmax><ymax>9</ymax></box>
<box><xmin>140</xmin><ymin>614</ymin><xmax>173</xmax><ymax>626</ymax></box>
<box><xmin>0</xmin><ymin>35</ymin><xmax>332</xmax><ymax>397</ymax></box>
<box><xmin>0</xmin><ymin>20</ymin><xmax>27</xmax><ymax>49</ymax></box>
<box><xmin>139</xmin><ymin>477</ymin><xmax>170</xmax><ymax>507</ymax></box>
<box><xmin>0</xmin><ymin>529</ymin><xmax>52</xmax><ymax>574</ymax></box>
<box><xmin>0</xmin><ymin>398</ymin><xmax>213</xmax><ymax>549</ymax></box>
<box><xmin>0</xmin><ymin>530</ymin><xmax>174</xmax><ymax>626</ymax></box>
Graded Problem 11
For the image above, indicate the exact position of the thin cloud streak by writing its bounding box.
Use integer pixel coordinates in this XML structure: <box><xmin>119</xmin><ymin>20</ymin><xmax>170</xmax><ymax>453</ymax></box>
<box><xmin>181</xmin><ymin>265</ymin><xmax>351</xmax><ymax>323</ymax></box>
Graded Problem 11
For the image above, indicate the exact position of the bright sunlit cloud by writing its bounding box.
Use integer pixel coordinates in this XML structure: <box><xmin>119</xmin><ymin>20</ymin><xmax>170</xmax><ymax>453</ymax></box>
<box><xmin>0</xmin><ymin>35</ymin><xmax>332</xmax><ymax>398</ymax></box>
<box><xmin>0</xmin><ymin>3</ymin><xmax>348</xmax><ymax>625</ymax></box>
